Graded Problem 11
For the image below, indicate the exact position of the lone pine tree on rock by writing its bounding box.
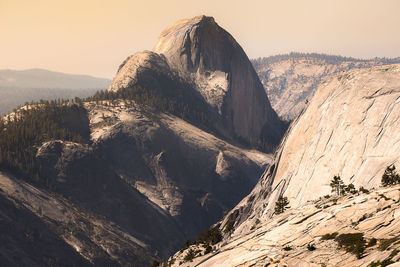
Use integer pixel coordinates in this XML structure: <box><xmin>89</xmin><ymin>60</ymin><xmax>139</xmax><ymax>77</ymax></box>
<box><xmin>381</xmin><ymin>165</ymin><xmax>400</xmax><ymax>186</ymax></box>
<box><xmin>330</xmin><ymin>175</ymin><xmax>344</xmax><ymax>196</ymax></box>
<box><xmin>275</xmin><ymin>196</ymin><xmax>290</xmax><ymax>214</ymax></box>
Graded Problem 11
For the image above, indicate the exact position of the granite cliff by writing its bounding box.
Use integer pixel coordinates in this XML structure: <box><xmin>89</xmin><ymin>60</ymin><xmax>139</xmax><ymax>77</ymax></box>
<box><xmin>0</xmin><ymin>15</ymin><xmax>281</xmax><ymax>266</ymax></box>
<box><xmin>169</xmin><ymin>64</ymin><xmax>400</xmax><ymax>266</ymax></box>
<box><xmin>252</xmin><ymin>53</ymin><xmax>400</xmax><ymax>120</ymax></box>
<box><xmin>110</xmin><ymin>15</ymin><xmax>287</xmax><ymax>151</ymax></box>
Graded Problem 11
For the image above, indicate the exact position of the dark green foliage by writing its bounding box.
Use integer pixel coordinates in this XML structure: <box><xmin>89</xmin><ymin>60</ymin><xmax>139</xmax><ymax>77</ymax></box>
<box><xmin>183</xmin><ymin>248</ymin><xmax>195</xmax><ymax>262</ymax></box>
<box><xmin>330</xmin><ymin>175</ymin><xmax>344</xmax><ymax>196</ymax></box>
<box><xmin>86</xmin><ymin>73</ymin><xmax>216</xmax><ymax>135</ymax></box>
<box><xmin>185</xmin><ymin>239</ymin><xmax>191</xmax><ymax>248</ymax></box>
<box><xmin>251</xmin><ymin>52</ymin><xmax>400</xmax><ymax>69</ymax></box>
<box><xmin>321</xmin><ymin>232</ymin><xmax>338</xmax><ymax>240</ymax></box>
<box><xmin>367</xmin><ymin>238</ymin><xmax>377</xmax><ymax>247</ymax></box>
<box><xmin>389</xmin><ymin>249</ymin><xmax>399</xmax><ymax>258</ymax></box>
<box><xmin>378</xmin><ymin>238</ymin><xmax>399</xmax><ymax>251</ymax></box>
<box><xmin>224</xmin><ymin>220</ymin><xmax>234</xmax><ymax>235</ymax></box>
<box><xmin>275</xmin><ymin>196</ymin><xmax>290</xmax><ymax>214</ymax></box>
<box><xmin>345</xmin><ymin>183</ymin><xmax>357</xmax><ymax>194</ymax></box>
<box><xmin>381</xmin><ymin>165</ymin><xmax>400</xmax><ymax>187</ymax></box>
<box><xmin>283</xmin><ymin>246</ymin><xmax>292</xmax><ymax>251</ymax></box>
<box><xmin>335</xmin><ymin>233</ymin><xmax>366</xmax><ymax>259</ymax></box>
<box><xmin>359</xmin><ymin>187</ymin><xmax>370</xmax><ymax>194</ymax></box>
<box><xmin>195</xmin><ymin>227</ymin><xmax>222</xmax><ymax>246</ymax></box>
<box><xmin>204</xmin><ymin>245</ymin><xmax>213</xmax><ymax>254</ymax></box>
<box><xmin>329</xmin><ymin>176</ymin><xmax>359</xmax><ymax>196</ymax></box>
<box><xmin>0</xmin><ymin>100</ymin><xmax>90</xmax><ymax>182</ymax></box>
<box><xmin>307</xmin><ymin>243</ymin><xmax>316</xmax><ymax>251</ymax></box>
<box><xmin>152</xmin><ymin>260</ymin><xmax>160</xmax><ymax>267</ymax></box>
<box><xmin>368</xmin><ymin>250</ymin><xmax>399</xmax><ymax>267</ymax></box>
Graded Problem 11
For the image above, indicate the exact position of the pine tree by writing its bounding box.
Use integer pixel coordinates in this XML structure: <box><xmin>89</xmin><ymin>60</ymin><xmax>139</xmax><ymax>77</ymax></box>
<box><xmin>381</xmin><ymin>165</ymin><xmax>400</xmax><ymax>186</ymax></box>
<box><xmin>330</xmin><ymin>175</ymin><xmax>344</xmax><ymax>196</ymax></box>
<box><xmin>275</xmin><ymin>196</ymin><xmax>290</xmax><ymax>214</ymax></box>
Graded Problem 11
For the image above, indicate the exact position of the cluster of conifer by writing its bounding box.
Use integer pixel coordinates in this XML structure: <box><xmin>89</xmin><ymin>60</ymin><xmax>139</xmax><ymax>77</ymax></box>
<box><xmin>86</xmin><ymin>70</ymin><xmax>216</xmax><ymax>133</ymax></box>
<box><xmin>0</xmin><ymin>99</ymin><xmax>90</xmax><ymax>181</ymax></box>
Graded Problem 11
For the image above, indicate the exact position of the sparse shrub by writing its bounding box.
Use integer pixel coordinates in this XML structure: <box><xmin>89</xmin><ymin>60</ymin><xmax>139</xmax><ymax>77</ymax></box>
<box><xmin>183</xmin><ymin>248</ymin><xmax>196</xmax><ymax>262</ymax></box>
<box><xmin>359</xmin><ymin>187</ymin><xmax>370</xmax><ymax>194</ymax></box>
<box><xmin>224</xmin><ymin>220</ymin><xmax>234</xmax><ymax>235</ymax></box>
<box><xmin>381</xmin><ymin>165</ymin><xmax>400</xmax><ymax>186</ymax></box>
<box><xmin>345</xmin><ymin>183</ymin><xmax>357</xmax><ymax>194</ymax></box>
<box><xmin>204</xmin><ymin>245</ymin><xmax>213</xmax><ymax>255</ymax></box>
<box><xmin>307</xmin><ymin>243</ymin><xmax>316</xmax><ymax>251</ymax></box>
<box><xmin>367</xmin><ymin>238</ymin><xmax>377</xmax><ymax>247</ymax></box>
<box><xmin>185</xmin><ymin>239</ymin><xmax>191</xmax><ymax>248</ymax></box>
<box><xmin>195</xmin><ymin>227</ymin><xmax>222</xmax><ymax>245</ymax></box>
<box><xmin>275</xmin><ymin>196</ymin><xmax>290</xmax><ymax>214</ymax></box>
<box><xmin>335</xmin><ymin>233</ymin><xmax>366</xmax><ymax>259</ymax></box>
<box><xmin>378</xmin><ymin>238</ymin><xmax>399</xmax><ymax>251</ymax></box>
<box><xmin>152</xmin><ymin>260</ymin><xmax>160</xmax><ymax>267</ymax></box>
<box><xmin>324</xmin><ymin>195</ymin><xmax>330</xmax><ymax>199</ymax></box>
<box><xmin>321</xmin><ymin>232</ymin><xmax>338</xmax><ymax>240</ymax></box>
<box><xmin>390</xmin><ymin>249</ymin><xmax>399</xmax><ymax>258</ymax></box>
<box><xmin>255</xmin><ymin>218</ymin><xmax>260</xmax><ymax>225</ymax></box>
<box><xmin>283</xmin><ymin>246</ymin><xmax>292</xmax><ymax>251</ymax></box>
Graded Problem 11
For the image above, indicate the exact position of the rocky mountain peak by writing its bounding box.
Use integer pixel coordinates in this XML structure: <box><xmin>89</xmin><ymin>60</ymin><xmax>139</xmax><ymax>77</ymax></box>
<box><xmin>109</xmin><ymin>15</ymin><xmax>286</xmax><ymax>151</ymax></box>
<box><xmin>152</xmin><ymin>15</ymin><xmax>232</xmax><ymax>74</ymax></box>
<box><xmin>108</xmin><ymin>50</ymin><xmax>171</xmax><ymax>93</ymax></box>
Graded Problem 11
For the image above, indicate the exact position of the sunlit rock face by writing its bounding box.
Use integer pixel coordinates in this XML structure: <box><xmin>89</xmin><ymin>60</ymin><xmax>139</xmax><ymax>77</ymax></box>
<box><xmin>168</xmin><ymin>64</ymin><xmax>400</xmax><ymax>267</ymax></box>
<box><xmin>252</xmin><ymin>54</ymin><xmax>400</xmax><ymax>121</ymax></box>
<box><xmin>110</xmin><ymin>15</ymin><xmax>286</xmax><ymax>151</ymax></box>
<box><xmin>227</xmin><ymin>64</ymin><xmax>400</xmax><ymax>233</ymax></box>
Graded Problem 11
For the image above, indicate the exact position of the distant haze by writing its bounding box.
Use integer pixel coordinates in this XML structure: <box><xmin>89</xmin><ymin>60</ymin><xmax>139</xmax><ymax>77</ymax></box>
<box><xmin>0</xmin><ymin>69</ymin><xmax>110</xmax><ymax>115</ymax></box>
<box><xmin>1</xmin><ymin>0</ymin><xmax>399</xmax><ymax>78</ymax></box>
<box><xmin>0</xmin><ymin>69</ymin><xmax>111</xmax><ymax>89</ymax></box>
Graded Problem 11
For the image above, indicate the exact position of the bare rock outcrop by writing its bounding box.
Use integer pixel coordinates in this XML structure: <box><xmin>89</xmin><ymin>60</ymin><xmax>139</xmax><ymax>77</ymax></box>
<box><xmin>228</xmin><ymin>64</ymin><xmax>400</xmax><ymax>235</ymax></box>
<box><xmin>109</xmin><ymin>15</ymin><xmax>286</xmax><ymax>151</ymax></box>
<box><xmin>252</xmin><ymin>54</ymin><xmax>400</xmax><ymax>120</ymax></box>
<box><xmin>171</xmin><ymin>185</ymin><xmax>400</xmax><ymax>266</ymax></box>
<box><xmin>31</xmin><ymin>101</ymin><xmax>271</xmax><ymax>261</ymax></box>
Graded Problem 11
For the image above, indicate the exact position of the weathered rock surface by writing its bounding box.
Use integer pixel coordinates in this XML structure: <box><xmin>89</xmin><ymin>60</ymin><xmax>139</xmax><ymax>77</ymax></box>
<box><xmin>108</xmin><ymin>50</ymin><xmax>173</xmax><ymax>94</ymax></box>
<box><xmin>0</xmin><ymin>171</ymin><xmax>152</xmax><ymax>266</ymax></box>
<box><xmin>229</xmin><ymin>64</ymin><xmax>400</xmax><ymax>232</ymax></box>
<box><xmin>24</xmin><ymin>100</ymin><xmax>271</xmax><ymax>263</ymax></box>
<box><xmin>171</xmin><ymin>185</ymin><xmax>400</xmax><ymax>266</ymax></box>
<box><xmin>252</xmin><ymin>54</ymin><xmax>400</xmax><ymax>120</ymax></box>
<box><xmin>165</xmin><ymin>64</ymin><xmax>400</xmax><ymax>266</ymax></box>
<box><xmin>110</xmin><ymin>15</ymin><xmax>286</xmax><ymax>151</ymax></box>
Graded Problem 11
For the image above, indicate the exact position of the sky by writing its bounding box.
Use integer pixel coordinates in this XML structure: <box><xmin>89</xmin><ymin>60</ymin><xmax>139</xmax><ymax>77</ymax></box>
<box><xmin>1</xmin><ymin>0</ymin><xmax>399</xmax><ymax>78</ymax></box>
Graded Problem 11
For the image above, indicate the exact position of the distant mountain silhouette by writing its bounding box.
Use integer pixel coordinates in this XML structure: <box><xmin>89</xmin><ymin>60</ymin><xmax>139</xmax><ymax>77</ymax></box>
<box><xmin>0</xmin><ymin>68</ymin><xmax>110</xmax><ymax>115</ymax></box>
<box><xmin>0</xmin><ymin>68</ymin><xmax>110</xmax><ymax>89</ymax></box>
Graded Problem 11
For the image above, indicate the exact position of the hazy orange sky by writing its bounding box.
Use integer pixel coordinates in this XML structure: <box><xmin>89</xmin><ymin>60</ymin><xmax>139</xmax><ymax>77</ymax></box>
<box><xmin>1</xmin><ymin>0</ymin><xmax>399</xmax><ymax>78</ymax></box>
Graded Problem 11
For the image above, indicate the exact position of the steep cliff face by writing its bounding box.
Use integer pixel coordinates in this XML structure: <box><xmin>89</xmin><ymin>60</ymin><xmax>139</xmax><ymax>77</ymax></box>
<box><xmin>168</xmin><ymin>64</ymin><xmax>400</xmax><ymax>267</ymax></box>
<box><xmin>229</xmin><ymin>64</ymin><xmax>400</xmax><ymax>231</ymax></box>
<box><xmin>110</xmin><ymin>15</ymin><xmax>286</xmax><ymax>151</ymax></box>
<box><xmin>252</xmin><ymin>54</ymin><xmax>400</xmax><ymax>120</ymax></box>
